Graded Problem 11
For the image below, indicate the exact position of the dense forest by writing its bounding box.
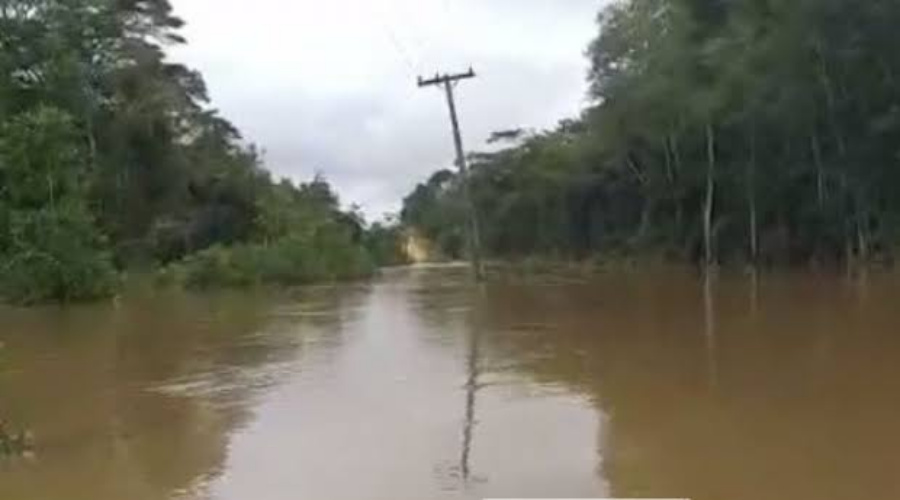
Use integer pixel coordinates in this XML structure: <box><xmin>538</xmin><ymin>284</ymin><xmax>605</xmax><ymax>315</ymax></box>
<box><xmin>403</xmin><ymin>0</ymin><xmax>900</xmax><ymax>269</ymax></box>
<box><xmin>4</xmin><ymin>0</ymin><xmax>899</xmax><ymax>304</ymax></box>
<box><xmin>0</xmin><ymin>0</ymin><xmax>406</xmax><ymax>304</ymax></box>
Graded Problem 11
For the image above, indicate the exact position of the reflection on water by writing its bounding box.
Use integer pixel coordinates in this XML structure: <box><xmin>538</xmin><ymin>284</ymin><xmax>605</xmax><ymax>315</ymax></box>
<box><xmin>704</xmin><ymin>272</ymin><xmax>718</xmax><ymax>391</ymax></box>
<box><xmin>1</xmin><ymin>266</ymin><xmax>900</xmax><ymax>499</ymax></box>
<box><xmin>459</xmin><ymin>297</ymin><xmax>479</xmax><ymax>485</ymax></box>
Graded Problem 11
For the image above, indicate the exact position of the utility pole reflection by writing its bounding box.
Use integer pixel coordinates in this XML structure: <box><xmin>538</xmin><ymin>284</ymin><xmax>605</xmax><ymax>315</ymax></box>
<box><xmin>460</xmin><ymin>319</ymin><xmax>480</xmax><ymax>482</ymax></box>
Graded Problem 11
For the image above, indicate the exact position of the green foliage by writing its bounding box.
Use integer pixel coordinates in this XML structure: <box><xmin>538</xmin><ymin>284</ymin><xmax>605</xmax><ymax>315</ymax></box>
<box><xmin>404</xmin><ymin>0</ymin><xmax>900</xmax><ymax>267</ymax></box>
<box><xmin>0</xmin><ymin>1</ymin><xmax>382</xmax><ymax>302</ymax></box>
<box><xmin>0</xmin><ymin>202</ymin><xmax>117</xmax><ymax>304</ymax></box>
<box><xmin>401</xmin><ymin>170</ymin><xmax>466</xmax><ymax>259</ymax></box>
<box><xmin>162</xmin><ymin>172</ymin><xmax>377</xmax><ymax>289</ymax></box>
<box><xmin>0</xmin><ymin>419</ymin><xmax>33</xmax><ymax>457</ymax></box>
<box><xmin>0</xmin><ymin>107</ymin><xmax>83</xmax><ymax>208</ymax></box>
<box><xmin>164</xmin><ymin>229</ymin><xmax>374</xmax><ymax>290</ymax></box>
<box><xmin>364</xmin><ymin>221</ymin><xmax>408</xmax><ymax>267</ymax></box>
<box><xmin>0</xmin><ymin>106</ymin><xmax>116</xmax><ymax>304</ymax></box>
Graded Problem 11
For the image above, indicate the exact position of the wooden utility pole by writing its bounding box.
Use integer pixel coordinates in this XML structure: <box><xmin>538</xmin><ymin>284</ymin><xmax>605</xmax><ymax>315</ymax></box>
<box><xmin>418</xmin><ymin>68</ymin><xmax>485</xmax><ymax>281</ymax></box>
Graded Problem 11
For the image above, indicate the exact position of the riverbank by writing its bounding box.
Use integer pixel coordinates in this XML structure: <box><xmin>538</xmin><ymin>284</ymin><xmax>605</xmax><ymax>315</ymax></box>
<box><xmin>477</xmin><ymin>251</ymin><xmax>897</xmax><ymax>283</ymax></box>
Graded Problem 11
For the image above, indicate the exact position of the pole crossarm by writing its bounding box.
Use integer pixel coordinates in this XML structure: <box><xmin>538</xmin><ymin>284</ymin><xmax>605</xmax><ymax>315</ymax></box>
<box><xmin>417</xmin><ymin>68</ymin><xmax>475</xmax><ymax>88</ymax></box>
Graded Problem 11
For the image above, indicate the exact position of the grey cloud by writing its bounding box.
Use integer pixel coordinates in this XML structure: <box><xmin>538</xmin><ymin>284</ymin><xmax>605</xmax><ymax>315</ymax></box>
<box><xmin>171</xmin><ymin>0</ymin><xmax>606</xmax><ymax>218</ymax></box>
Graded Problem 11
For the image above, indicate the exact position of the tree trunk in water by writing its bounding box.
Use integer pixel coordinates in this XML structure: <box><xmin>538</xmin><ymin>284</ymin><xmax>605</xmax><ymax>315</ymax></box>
<box><xmin>704</xmin><ymin>123</ymin><xmax>716</xmax><ymax>268</ymax></box>
<box><xmin>811</xmin><ymin>129</ymin><xmax>825</xmax><ymax>210</ymax></box>
<box><xmin>748</xmin><ymin>187</ymin><xmax>758</xmax><ymax>266</ymax></box>
<box><xmin>47</xmin><ymin>175</ymin><xmax>55</xmax><ymax>213</ymax></box>
<box><xmin>703</xmin><ymin>272</ymin><xmax>718</xmax><ymax>390</ymax></box>
<box><xmin>857</xmin><ymin>206</ymin><xmax>869</xmax><ymax>264</ymax></box>
<box><xmin>857</xmin><ymin>225</ymin><xmax>868</xmax><ymax>263</ymax></box>
<box><xmin>638</xmin><ymin>198</ymin><xmax>655</xmax><ymax>241</ymax></box>
<box><xmin>670</xmin><ymin>132</ymin><xmax>684</xmax><ymax>242</ymax></box>
<box><xmin>663</xmin><ymin>135</ymin><xmax>675</xmax><ymax>185</ymax></box>
<box><xmin>747</xmin><ymin>129</ymin><xmax>758</xmax><ymax>266</ymax></box>
<box><xmin>841</xmin><ymin>173</ymin><xmax>854</xmax><ymax>272</ymax></box>
<box><xmin>845</xmin><ymin>232</ymin><xmax>854</xmax><ymax>276</ymax></box>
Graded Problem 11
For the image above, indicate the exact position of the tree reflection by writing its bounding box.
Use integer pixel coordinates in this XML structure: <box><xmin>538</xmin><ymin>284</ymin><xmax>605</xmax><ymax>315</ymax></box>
<box><xmin>703</xmin><ymin>272</ymin><xmax>718</xmax><ymax>391</ymax></box>
<box><xmin>471</xmin><ymin>269</ymin><xmax>900</xmax><ymax>500</ymax></box>
<box><xmin>0</xmin><ymin>288</ymin><xmax>366</xmax><ymax>500</ymax></box>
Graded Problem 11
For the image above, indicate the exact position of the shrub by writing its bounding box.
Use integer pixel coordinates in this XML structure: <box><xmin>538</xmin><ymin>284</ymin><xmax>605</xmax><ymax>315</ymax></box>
<box><xmin>0</xmin><ymin>201</ymin><xmax>118</xmax><ymax>304</ymax></box>
<box><xmin>162</xmin><ymin>225</ymin><xmax>375</xmax><ymax>290</ymax></box>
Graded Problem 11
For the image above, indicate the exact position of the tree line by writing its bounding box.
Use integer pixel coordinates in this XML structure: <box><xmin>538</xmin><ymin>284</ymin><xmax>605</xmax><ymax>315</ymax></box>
<box><xmin>402</xmin><ymin>0</ymin><xmax>900</xmax><ymax>269</ymax></box>
<box><xmin>0</xmin><ymin>0</ymin><xmax>405</xmax><ymax>304</ymax></box>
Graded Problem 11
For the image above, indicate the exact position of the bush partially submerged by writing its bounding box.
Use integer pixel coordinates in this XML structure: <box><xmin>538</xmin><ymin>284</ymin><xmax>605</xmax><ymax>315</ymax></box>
<box><xmin>161</xmin><ymin>227</ymin><xmax>374</xmax><ymax>289</ymax></box>
<box><xmin>0</xmin><ymin>202</ymin><xmax>118</xmax><ymax>304</ymax></box>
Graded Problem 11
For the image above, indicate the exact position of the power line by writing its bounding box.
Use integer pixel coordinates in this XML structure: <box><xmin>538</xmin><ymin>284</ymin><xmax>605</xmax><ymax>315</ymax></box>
<box><xmin>382</xmin><ymin>18</ymin><xmax>419</xmax><ymax>74</ymax></box>
<box><xmin>364</xmin><ymin>2</ymin><xmax>419</xmax><ymax>75</ymax></box>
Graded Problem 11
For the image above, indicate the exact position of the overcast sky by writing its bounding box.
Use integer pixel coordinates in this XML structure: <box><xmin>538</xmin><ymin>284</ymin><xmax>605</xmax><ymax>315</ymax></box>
<box><xmin>170</xmin><ymin>0</ymin><xmax>606</xmax><ymax>219</ymax></box>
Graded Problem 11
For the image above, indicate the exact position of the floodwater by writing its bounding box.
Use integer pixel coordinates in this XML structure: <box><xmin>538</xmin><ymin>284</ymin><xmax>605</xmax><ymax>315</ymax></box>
<box><xmin>1</xmin><ymin>265</ymin><xmax>900</xmax><ymax>500</ymax></box>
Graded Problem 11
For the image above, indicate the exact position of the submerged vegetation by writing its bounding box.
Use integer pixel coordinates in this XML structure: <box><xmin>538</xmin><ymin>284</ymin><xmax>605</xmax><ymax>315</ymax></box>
<box><xmin>0</xmin><ymin>0</ymin><xmax>404</xmax><ymax>303</ymax></box>
<box><xmin>403</xmin><ymin>0</ymin><xmax>900</xmax><ymax>269</ymax></box>
<box><xmin>0</xmin><ymin>418</ymin><xmax>33</xmax><ymax>458</ymax></box>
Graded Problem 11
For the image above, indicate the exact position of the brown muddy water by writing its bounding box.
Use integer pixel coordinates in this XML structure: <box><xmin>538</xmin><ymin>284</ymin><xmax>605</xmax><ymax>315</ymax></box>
<box><xmin>1</xmin><ymin>265</ymin><xmax>899</xmax><ymax>500</ymax></box>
